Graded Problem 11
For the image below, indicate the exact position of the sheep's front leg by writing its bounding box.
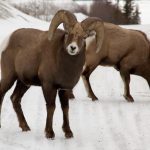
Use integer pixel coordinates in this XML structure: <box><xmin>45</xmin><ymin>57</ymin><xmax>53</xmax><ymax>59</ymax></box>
<box><xmin>42</xmin><ymin>84</ymin><xmax>57</xmax><ymax>139</ymax></box>
<box><xmin>58</xmin><ymin>90</ymin><xmax>73</xmax><ymax>138</ymax></box>
<box><xmin>120</xmin><ymin>71</ymin><xmax>134</xmax><ymax>102</ymax></box>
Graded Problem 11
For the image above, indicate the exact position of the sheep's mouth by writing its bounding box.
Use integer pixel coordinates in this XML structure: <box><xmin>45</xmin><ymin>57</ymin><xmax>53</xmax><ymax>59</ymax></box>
<box><xmin>66</xmin><ymin>42</ymin><xmax>80</xmax><ymax>56</ymax></box>
<box><xmin>67</xmin><ymin>49</ymin><xmax>80</xmax><ymax>56</ymax></box>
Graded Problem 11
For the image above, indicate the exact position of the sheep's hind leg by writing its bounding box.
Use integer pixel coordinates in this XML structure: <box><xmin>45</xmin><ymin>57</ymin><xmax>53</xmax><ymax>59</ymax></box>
<box><xmin>120</xmin><ymin>71</ymin><xmax>134</xmax><ymax>102</ymax></box>
<box><xmin>82</xmin><ymin>66</ymin><xmax>98</xmax><ymax>101</ymax></box>
<box><xmin>10</xmin><ymin>80</ymin><xmax>30</xmax><ymax>131</ymax></box>
<box><xmin>0</xmin><ymin>76</ymin><xmax>16</xmax><ymax>128</ymax></box>
<box><xmin>0</xmin><ymin>83</ymin><xmax>3</xmax><ymax>128</ymax></box>
<box><xmin>147</xmin><ymin>79</ymin><xmax>150</xmax><ymax>89</ymax></box>
<box><xmin>58</xmin><ymin>90</ymin><xmax>73</xmax><ymax>138</ymax></box>
<box><xmin>145</xmin><ymin>78</ymin><xmax>150</xmax><ymax>90</ymax></box>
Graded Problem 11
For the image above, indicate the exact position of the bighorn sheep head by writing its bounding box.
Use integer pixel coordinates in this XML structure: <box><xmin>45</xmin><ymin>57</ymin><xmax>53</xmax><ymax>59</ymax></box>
<box><xmin>48</xmin><ymin>10</ymin><xmax>104</xmax><ymax>55</ymax></box>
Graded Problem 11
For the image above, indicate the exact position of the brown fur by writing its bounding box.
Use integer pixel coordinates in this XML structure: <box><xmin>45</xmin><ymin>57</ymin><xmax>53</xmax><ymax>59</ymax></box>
<box><xmin>69</xmin><ymin>22</ymin><xmax>150</xmax><ymax>102</ymax></box>
<box><xmin>0</xmin><ymin>10</ymin><xmax>104</xmax><ymax>138</ymax></box>
<box><xmin>0</xmin><ymin>28</ymin><xmax>85</xmax><ymax>139</ymax></box>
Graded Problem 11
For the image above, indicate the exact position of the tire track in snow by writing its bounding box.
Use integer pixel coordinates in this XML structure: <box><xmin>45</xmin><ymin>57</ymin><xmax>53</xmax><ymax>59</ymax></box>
<box><xmin>100</xmin><ymin>96</ymin><xmax>150</xmax><ymax>150</ymax></box>
<box><xmin>100</xmin><ymin>99</ymin><xmax>129</xmax><ymax>150</ymax></box>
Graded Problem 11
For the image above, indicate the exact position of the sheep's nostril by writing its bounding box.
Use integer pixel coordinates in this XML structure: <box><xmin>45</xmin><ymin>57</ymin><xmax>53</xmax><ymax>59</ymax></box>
<box><xmin>70</xmin><ymin>45</ymin><xmax>76</xmax><ymax>51</ymax></box>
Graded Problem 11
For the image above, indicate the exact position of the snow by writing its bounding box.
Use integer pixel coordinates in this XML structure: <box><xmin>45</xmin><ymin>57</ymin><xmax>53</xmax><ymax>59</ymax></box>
<box><xmin>4</xmin><ymin>0</ymin><xmax>150</xmax><ymax>24</ymax></box>
<box><xmin>0</xmin><ymin>2</ymin><xmax>49</xmax><ymax>55</ymax></box>
<box><xmin>0</xmin><ymin>1</ymin><xmax>150</xmax><ymax>150</ymax></box>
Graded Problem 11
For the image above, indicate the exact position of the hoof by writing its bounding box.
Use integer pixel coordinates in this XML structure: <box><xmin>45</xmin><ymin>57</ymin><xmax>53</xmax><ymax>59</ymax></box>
<box><xmin>45</xmin><ymin>131</ymin><xmax>55</xmax><ymax>139</ymax></box>
<box><xmin>88</xmin><ymin>95</ymin><xmax>98</xmax><ymax>101</ymax></box>
<box><xmin>68</xmin><ymin>93</ymin><xmax>75</xmax><ymax>99</ymax></box>
<box><xmin>21</xmin><ymin>126</ymin><xmax>31</xmax><ymax>132</ymax></box>
<box><xmin>65</xmin><ymin>131</ymin><xmax>73</xmax><ymax>139</ymax></box>
<box><xmin>124</xmin><ymin>95</ymin><xmax>134</xmax><ymax>102</ymax></box>
<box><xmin>92</xmin><ymin>98</ymin><xmax>99</xmax><ymax>101</ymax></box>
<box><xmin>62</xmin><ymin>126</ymin><xmax>73</xmax><ymax>138</ymax></box>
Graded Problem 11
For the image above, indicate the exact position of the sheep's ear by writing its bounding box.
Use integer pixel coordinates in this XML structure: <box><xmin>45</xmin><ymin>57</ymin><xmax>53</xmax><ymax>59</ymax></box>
<box><xmin>89</xmin><ymin>30</ymin><xmax>96</xmax><ymax>37</ymax></box>
<box><xmin>83</xmin><ymin>31</ymin><xmax>95</xmax><ymax>40</ymax></box>
<box><xmin>81</xmin><ymin>17</ymin><xmax>104</xmax><ymax>53</ymax></box>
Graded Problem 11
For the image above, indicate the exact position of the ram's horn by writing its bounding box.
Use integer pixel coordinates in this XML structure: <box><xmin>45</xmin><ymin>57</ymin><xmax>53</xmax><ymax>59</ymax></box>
<box><xmin>48</xmin><ymin>10</ymin><xmax>77</xmax><ymax>41</ymax></box>
<box><xmin>81</xmin><ymin>17</ymin><xmax>104</xmax><ymax>53</ymax></box>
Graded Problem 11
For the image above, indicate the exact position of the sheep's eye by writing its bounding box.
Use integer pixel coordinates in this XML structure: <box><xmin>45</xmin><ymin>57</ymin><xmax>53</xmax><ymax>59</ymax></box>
<box><xmin>64</xmin><ymin>33</ymin><xmax>69</xmax><ymax>43</ymax></box>
<box><xmin>65</xmin><ymin>33</ymin><xmax>69</xmax><ymax>39</ymax></box>
<box><xmin>83</xmin><ymin>34</ymin><xmax>88</xmax><ymax>39</ymax></box>
<box><xmin>89</xmin><ymin>30</ymin><xmax>96</xmax><ymax>36</ymax></box>
<box><xmin>65</xmin><ymin>32</ymin><xmax>69</xmax><ymax>36</ymax></box>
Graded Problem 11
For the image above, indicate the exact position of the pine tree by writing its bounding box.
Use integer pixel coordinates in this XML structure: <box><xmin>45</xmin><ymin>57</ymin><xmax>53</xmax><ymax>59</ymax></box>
<box><xmin>123</xmin><ymin>0</ymin><xmax>134</xmax><ymax>23</ymax></box>
<box><xmin>132</xmin><ymin>5</ymin><xmax>140</xmax><ymax>24</ymax></box>
<box><xmin>123</xmin><ymin>0</ymin><xmax>140</xmax><ymax>24</ymax></box>
<box><xmin>116</xmin><ymin>0</ymin><xmax>120</xmax><ymax>8</ymax></box>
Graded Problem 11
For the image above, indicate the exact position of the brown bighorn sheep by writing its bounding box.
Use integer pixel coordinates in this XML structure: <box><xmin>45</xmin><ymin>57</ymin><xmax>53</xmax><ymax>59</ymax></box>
<box><xmin>69</xmin><ymin>22</ymin><xmax>150</xmax><ymax>102</ymax></box>
<box><xmin>0</xmin><ymin>10</ymin><xmax>104</xmax><ymax>139</ymax></box>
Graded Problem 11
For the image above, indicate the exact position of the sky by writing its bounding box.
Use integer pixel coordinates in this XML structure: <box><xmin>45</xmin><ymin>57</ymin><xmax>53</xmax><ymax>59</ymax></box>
<box><xmin>134</xmin><ymin>0</ymin><xmax>150</xmax><ymax>24</ymax></box>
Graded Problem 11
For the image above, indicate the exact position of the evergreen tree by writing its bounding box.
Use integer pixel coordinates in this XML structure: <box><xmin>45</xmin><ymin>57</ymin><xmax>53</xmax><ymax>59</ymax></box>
<box><xmin>132</xmin><ymin>5</ymin><xmax>140</xmax><ymax>24</ymax></box>
<box><xmin>116</xmin><ymin>0</ymin><xmax>120</xmax><ymax>8</ymax></box>
<box><xmin>123</xmin><ymin>0</ymin><xmax>134</xmax><ymax>23</ymax></box>
<box><xmin>123</xmin><ymin>0</ymin><xmax>140</xmax><ymax>24</ymax></box>
<box><xmin>89</xmin><ymin>0</ymin><xmax>127</xmax><ymax>24</ymax></box>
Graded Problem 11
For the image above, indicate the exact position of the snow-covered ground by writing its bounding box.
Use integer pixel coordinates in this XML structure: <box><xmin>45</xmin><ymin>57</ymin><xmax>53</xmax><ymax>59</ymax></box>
<box><xmin>0</xmin><ymin>1</ymin><xmax>150</xmax><ymax>150</ymax></box>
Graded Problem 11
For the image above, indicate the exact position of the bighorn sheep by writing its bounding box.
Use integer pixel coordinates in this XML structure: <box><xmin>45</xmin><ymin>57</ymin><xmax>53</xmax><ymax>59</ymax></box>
<box><xmin>0</xmin><ymin>10</ymin><xmax>104</xmax><ymax>139</ymax></box>
<box><xmin>69</xmin><ymin>22</ymin><xmax>150</xmax><ymax>102</ymax></box>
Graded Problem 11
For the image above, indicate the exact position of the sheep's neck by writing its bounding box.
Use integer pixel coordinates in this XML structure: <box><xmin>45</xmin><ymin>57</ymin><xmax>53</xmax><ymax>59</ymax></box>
<box><xmin>57</xmin><ymin>49</ymin><xmax>85</xmax><ymax>89</ymax></box>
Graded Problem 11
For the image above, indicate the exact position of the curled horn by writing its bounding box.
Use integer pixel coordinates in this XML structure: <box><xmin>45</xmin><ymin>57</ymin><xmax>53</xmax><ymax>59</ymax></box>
<box><xmin>81</xmin><ymin>17</ymin><xmax>104</xmax><ymax>53</ymax></box>
<box><xmin>48</xmin><ymin>10</ymin><xmax>77</xmax><ymax>41</ymax></box>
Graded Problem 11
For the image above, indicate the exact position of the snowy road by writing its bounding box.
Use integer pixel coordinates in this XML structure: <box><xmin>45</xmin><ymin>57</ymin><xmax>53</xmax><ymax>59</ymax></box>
<box><xmin>0</xmin><ymin>2</ymin><xmax>150</xmax><ymax>150</ymax></box>
<box><xmin>0</xmin><ymin>77</ymin><xmax>150</xmax><ymax>150</ymax></box>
